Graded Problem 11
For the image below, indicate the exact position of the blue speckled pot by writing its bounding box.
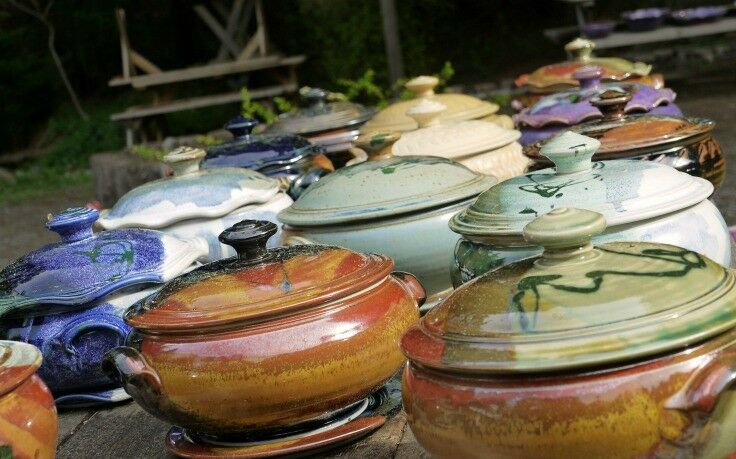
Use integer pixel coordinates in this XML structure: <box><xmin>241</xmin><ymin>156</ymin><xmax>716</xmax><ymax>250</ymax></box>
<box><xmin>0</xmin><ymin>208</ymin><xmax>207</xmax><ymax>317</ymax></box>
<box><xmin>202</xmin><ymin>116</ymin><xmax>325</xmax><ymax>175</ymax></box>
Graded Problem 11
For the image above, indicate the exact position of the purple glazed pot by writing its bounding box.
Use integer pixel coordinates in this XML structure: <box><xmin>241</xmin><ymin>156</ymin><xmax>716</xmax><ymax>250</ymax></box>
<box><xmin>622</xmin><ymin>8</ymin><xmax>669</xmax><ymax>31</ymax></box>
<box><xmin>515</xmin><ymin>66</ymin><xmax>681</xmax><ymax>146</ymax></box>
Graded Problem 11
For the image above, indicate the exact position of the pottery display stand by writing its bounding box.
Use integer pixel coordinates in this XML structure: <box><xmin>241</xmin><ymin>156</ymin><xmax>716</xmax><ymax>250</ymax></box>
<box><xmin>109</xmin><ymin>1</ymin><xmax>305</xmax><ymax>147</ymax></box>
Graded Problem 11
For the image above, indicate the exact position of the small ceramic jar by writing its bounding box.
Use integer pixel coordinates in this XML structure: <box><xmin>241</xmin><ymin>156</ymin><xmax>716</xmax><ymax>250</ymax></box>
<box><xmin>0</xmin><ymin>207</ymin><xmax>206</xmax><ymax>405</ymax></box>
<box><xmin>268</xmin><ymin>88</ymin><xmax>374</xmax><ymax>160</ymax></box>
<box><xmin>0</xmin><ymin>341</ymin><xmax>57</xmax><ymax>459</ymax></box>
<box><xmin>104</xmin><ymin>220</ymin><xmax>423</xmax><ymax>437</ymax></box>
<box><xmin>514</xmin><ymin>38</ymin><xmax>662</xmax><ymax>109</ymax></box>
<box><xmin>524</xmin><ymin>88</ymin><xmax>726</xmax><ymax>188</ymax></box>
<box><xmin>361</xmin><ymin>76</ymin><xmax>500</xmax><ymax>134</ymax></box>
<box><xmin>202</xmin><ymin>115</ymin><xmax>333</xmax><ymax>199</ymax></box>
<box><xmin>515</xmin><ymin>66</ymin><xmax>682</xmax><ymax>146</ymax></box>
<box><xmin>403</xmin><ymin>208</ymin><xmax>736</xmax><ymax>459</ymax></box>
<box><xmin>278</xmin><ymin>156</ymin><xmax>496</xmax><ymax>309</ymax></box>
<box><xmin>98</xmin><ymin>146</ymin><xmax>292</xmax><ymax>260</ymax></box>
<box><xmin>450</xmin><ymin>131</ymin><xmax>730</xmax><ymax>286</ymax></box>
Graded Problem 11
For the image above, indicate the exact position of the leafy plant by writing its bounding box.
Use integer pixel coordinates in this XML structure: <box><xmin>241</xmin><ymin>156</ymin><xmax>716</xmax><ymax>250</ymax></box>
<box><xmin>240</xmin><ymin>88</ymin><xmax>277</xmax><ymax>124</ymax></box>
<box><xmin>337</xmin><ymin>69</ymin><xmax>387</xmax><ymax>108</ymax></box>
<box><xmin>130</xmin><ymin>145</ymin><xmax>166</xmax><ymax>161</ymax></box>
<box><xmin>195</xmin><ymin>134</ymin><xmax>224</xmax><ymax>147</ymax></box>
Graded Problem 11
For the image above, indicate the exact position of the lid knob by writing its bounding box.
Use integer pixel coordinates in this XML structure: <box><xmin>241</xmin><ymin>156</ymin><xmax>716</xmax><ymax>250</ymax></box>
<box><xmin>540</xmin><ymin>131</ymin><xmax>600</xmax><ymax>174</ymax></box>
<box><xmin>565</xmin><ymin>38</ymin><xmax>595</xmax><ymax>62</ymax></box>
<box><xmin>225</xmin><ymin>115</ymin><xmax>258</xmax><ymax>139</ymax></box>
<box><xmin>573</xmin><ymin>66</ymin><xmax>603</xmax><ymax>89</ymax></box>
<box><xmin>590</xmin><ymin>88</ymin><xmax>631</xmax><ymax>120</ymax></box>
<box><xmin>302</xmin><ymin>87</ymin><xmax>328</xmax><ymax>110</ymax></box>
<box><xmin>405</xmin><ymin>75</ymin><xmax>439</xmax><ymax>98</ymax></box>
<box><xmin>47</xmin><ymin>207</ymin><xmax>99</xmax><ymax>243</ymax></box>
<box><xmin>163</xmin><ymin>147</ymin><xmax>206</xmax><ymax>176</ymax></box>
<box><xmin>355</xmin><ymin>131</ymin><xmax>401</xmax><ymax>160</ymax></box>
<box><xmin>406</xmin><ymin>99</ymin><xmax>446</xmax><ymax>128</ymax></box>
<box><xmin>524</xmin><ymin>208</ymin><xmax>606</xmax><ymax>261</ymax></box>
<box><xmin>218</xmin><ymin>220</ymin><xmax>277</xmax><ymax>261</ymax></box>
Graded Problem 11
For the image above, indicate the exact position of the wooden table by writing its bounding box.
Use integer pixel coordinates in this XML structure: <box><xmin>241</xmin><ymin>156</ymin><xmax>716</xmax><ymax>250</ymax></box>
<box><xmin>55</xmin><ymin>376</ymin><xmax>429</xmax><ymax>458</ymax></box>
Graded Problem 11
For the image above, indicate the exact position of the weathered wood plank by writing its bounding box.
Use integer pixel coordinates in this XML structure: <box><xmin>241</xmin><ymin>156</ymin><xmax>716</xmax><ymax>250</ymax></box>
<box><xmin>126</xmin><ymin>55</ymin><xmax>305</xmax><ymax>89</ymax></box>
<box><xmin>57</xmin><ymin>402</ymin><xmax>172</xmax><ymax>459</ymax></box>
<box><xmin>394</xmin><ymin>420</ymin><xmax>431</xmax><ymax>459</ymax></box>
<box><xmin>194</xmin><ymin>4</ymin><xmax>240</xmax><ymax>58</ymax></box>
<box><xmin>110</xmin><ymin>82</ymin><xmax>297</xmax><ymax>122</ymax></box>
<box><xmin>56</xmin><ymin>408</ymin><xmax>95</xmax><ymax>447</ymax></box>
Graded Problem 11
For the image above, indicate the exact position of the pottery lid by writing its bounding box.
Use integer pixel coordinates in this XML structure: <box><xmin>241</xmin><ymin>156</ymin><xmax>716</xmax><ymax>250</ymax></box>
<box><xmin>404</xmin><ymin>208</ymin><xmax>736</xmax><ymax>373</ymax></box>
<box><xmin>0</xmin><ymin>207</ymin><xmax>208</xmax><ymax>318</ymax></box>
<box><xmin>268</xmin><ymin>88</ymin><xmax>374</xmax><ymax>136</ymax></box>
<box><xmin>515</xmin><ymin>38</ymin><xmax>652</xmax><ymax>91</ymax></box>
<box><xmin>450</xmin><ymin>131</ymin><xmax>712</xmax><ymax>242</ymax></box>
<box><xmin>98</xmin><ymin>147</ymin><xmax>280</xmax><ymax>229</ymax></box>
<box><xmin>125</xmin><ymin>220</ymin><xmax>395</xmax><ymax>332</ymax></box>
<box><xmin>392</xmin><ymin>100</ymin><xmax>521</xmax><ymax>159</ymax></box>
<box><xmin>360</xmin><ymin>76</ymin><xmax>499</xmax><ymax>133</ymax></box>
<box><xmin>202</xmin><ymin>115</ymin><xmax>323</xmax><ymax>174</ymax></box>
<box><xmin>0</xmin><ymin>341</ymin><xmax>42</xmax><ymax>396</ymax></box>
<box><xmin>278</xmin><ymin>156</ymin><xmax>496</xmax><ymax>227</ymax></box>
<box><xmin>514</xmin><ymin>67</ymin><xmax>678</xmax><ymax>128</ymax></box>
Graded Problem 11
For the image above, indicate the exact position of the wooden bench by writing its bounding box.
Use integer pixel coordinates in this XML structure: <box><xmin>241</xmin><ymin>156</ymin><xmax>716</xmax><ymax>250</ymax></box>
<box><xmin>108</xmin><ymin>2</ymin><xmax>305</xmax><ymax>147</ymax></box>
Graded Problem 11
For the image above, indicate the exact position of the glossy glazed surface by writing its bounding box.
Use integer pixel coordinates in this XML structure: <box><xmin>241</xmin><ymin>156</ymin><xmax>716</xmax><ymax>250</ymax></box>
<box><xmin>403</xmin><ymin>328</ymin><xmax>736</xmax><ymax>458</ymax></box>
<box><xmin>99</xmin><ymin>147</ymin><xmax>280</xmax><ymax>230</ymax></box>
<box><xmin>282</xmin><ymin>198</ymin><xmax>475</xmax><ymax>309</ymax></box>
<box><xmin>0</xmin><ymin>207</ymin><xmax>206</xmax><ymax>316</ymax></box>
<box><xmin>279</xmin><ymin>156</ymin><xmax>495</xmax><ymax>226</ymax></box>
<box><xmin>0</xmin><ymin>341</ymin><xmax>57</xmax><ymax>459</ymax></box>
<box><xmin>106</xmin><ymin>272</ymin><xmax>419</xmax><ymax>434</ymax></box>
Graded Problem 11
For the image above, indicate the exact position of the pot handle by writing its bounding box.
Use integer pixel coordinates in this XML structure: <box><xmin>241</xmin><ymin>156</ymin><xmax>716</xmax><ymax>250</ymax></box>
<box><xmin>54</xmin><ymin>315</ymin><xmax>130</xmax><ymax>355</ymax></box>
<box><xmin>102</xmin><ymin>346</ymin><xmax>163</xmax><ymax>396</ymax></box>
<box><xmin>665</xmin><ymin>350</ymin><xmax>736</xmax><ymax>413</ymax></box>
<box><xmin>392</xmin><ymin>271</ymin><xmax>426</xmax><ymax>308</ymax></box>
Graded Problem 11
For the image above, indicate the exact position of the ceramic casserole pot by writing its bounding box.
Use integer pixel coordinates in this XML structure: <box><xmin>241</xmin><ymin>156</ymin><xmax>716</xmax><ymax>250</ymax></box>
<box><xmin>0</xmin><ymin>207</ymin><xmax>206</xmax><ymax>406</ymax></box>
<box><xmin>514</xmin><ymin>38</ymin><xmax>661</xmax><ymax>109</ymax></box>
<box><xmin>103</xmin><ymin>220</ymin><xmax>424</xmax><ymax>436</ymax></box>
<box><xmin>0</xmin><ymin>341</ymin><xmax>57</xmax><ymax>459</ymax></box>
<box><xmin>450</xmin><ymin>131</ymin><xmax>730</xmax><ymax>286</ymax></box>
<box><xmin>202</xmin><ymin>115</ymin><xmax>333</xmax><ymax>198</ymax></box>
<box><xmin>278</xmin><ymin>156</ymin><xmax>497</xmax><ymax>309</ymax></box>
<box><xmin>515</xmin><ymin>65</ymin><xmax>681</xmax><ymax>146</ymax></box>
<box><xmin>98</xmin><ymin>146</ymin><xmax>292</xmax><ymax>260</ymax></box>
<box><xmin>403</xmin><ymin>207</ymin><xmax>736</xmax><ymax>459</ymax></box>
<box><xmin>386</xmin><ymin>99</ymin><xmax>527</xmax><ymax>180</ymax></box>
<box><xmin>524</xmin><ymin>88</ymin><xmax>726</xmax><ymax>188</ymax></box>
<box><xmin>361</xmin><ymin>75</ymin><xmax>502</xmax><ymax>134</ymax></box>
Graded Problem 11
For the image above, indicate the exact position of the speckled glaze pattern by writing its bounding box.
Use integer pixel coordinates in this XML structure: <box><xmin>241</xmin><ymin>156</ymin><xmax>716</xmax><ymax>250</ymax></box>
<box><xmin>402</xmin><ymin>328</ymin><xmax>736</xmax><ymax>459</ymax></box>
<box><xmin>0</xmin><ymin>342</ymin><xmax>57</xmax><ymax>459</ymax></box>
<box><xmin>0</xmin><ymin>208</ymin><xmax>205</xmax><ymax>315</ymax></box>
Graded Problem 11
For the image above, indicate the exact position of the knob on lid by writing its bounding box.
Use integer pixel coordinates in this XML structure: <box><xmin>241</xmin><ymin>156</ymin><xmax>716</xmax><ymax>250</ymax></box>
<box><xmin>163</xmin><ymin>146</ymin><xmax>206</xmax><ymax>176</ymax></box>
<box><xmin>218</xmin><ymin>220</ymin><xmax>277</xmax><ymax>262</ymax></box>
<box><xmin>225</xmin><ymin>115</ymin><xmax>258</xmax><ymax>138</ymax></box>
<box><xmin>539</xmin><ymin>131</ymin><xmax>600</xmax><ymax>174</ymax></box>
<box><xmin>47</xmin><ymin>207</ymin><xmax>99</xmax><ymax>243</ymax></box>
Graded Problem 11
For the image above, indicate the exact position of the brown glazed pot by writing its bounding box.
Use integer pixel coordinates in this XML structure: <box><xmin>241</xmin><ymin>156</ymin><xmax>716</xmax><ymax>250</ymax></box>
<box><xmin>0</xmin><ymin>341</ymin><xmax>58</xmax><ymax>459</ymax></box>
<box><xmin>104</xmin><ymin>220</ymin><xmax>423</xmax><ymax>437</ymax></box>
<box><xmin>401</xmin><ymin>208</ymin><xmax>736</xmax><ymax>459</ymax></box>
<box><xmin>524</xmin><ymin>89</ymin><xmax>725</xmax><ymax>188</ymax></box>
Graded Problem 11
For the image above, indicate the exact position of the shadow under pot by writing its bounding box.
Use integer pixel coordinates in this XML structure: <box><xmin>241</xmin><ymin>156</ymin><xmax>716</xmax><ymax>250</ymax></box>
<box><xmin>103</xmin><ymin>220</ymin><xmax>423</xmax><ymax>445</ymax></box>
<box><xmin>277</xmin><ymin>156</ymin><xmax>496</xmax><ymax>311</ymax></box>
<box><xmin>0</xmin><ymin>341</ymin><xmax>57</xmax><ymax>459</ymax></box>
<box><xmin>403</xmin><ymin>208</ymin><xmax>736</xmax><ymax>459</ymax></box>
<box><xmin>523</xmin><ymin>88</ymin><xmax>726</xmax><ymax>189</ymax></box>
<box><xmin>450</xmin><ymin>131</ymin><xmax>731</xmax><ymax>286</ymax></box>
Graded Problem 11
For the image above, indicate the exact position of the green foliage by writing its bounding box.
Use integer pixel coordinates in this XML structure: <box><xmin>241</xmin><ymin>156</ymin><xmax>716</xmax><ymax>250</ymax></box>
<box><xmin>195</xmin><ymin>134</ymin><xmax>224</xmax><ymax>147</ymax></box>
<box><xmin>337</xmin><ymin>69</ymin><xmax>387</xmax><ymax>108</ymax></box>
<box><xmin>273</xmin><ymin>96</ymin><xmax>295</xmax><ymax>114</ymax></box>
<box><xmin>240</xmin><ymin>88</ymin><xmax>277</xmax><ymax>124</ymax></box>
<box><xmin>131</xmin><ymin>145</ymin><xmax>166</xmax><ymax>161</ymax></box>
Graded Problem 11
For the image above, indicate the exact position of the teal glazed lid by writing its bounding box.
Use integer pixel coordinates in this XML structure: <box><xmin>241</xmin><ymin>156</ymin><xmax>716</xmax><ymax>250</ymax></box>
<box><xmin>449</xmin><ymin>131</ymin><xmax>712</xmax><ymax>243</ymax></box>
<box><xmin>278</xmin><ymin>156</ymin><xmax>496</xmax><ymax>226</ymax></box>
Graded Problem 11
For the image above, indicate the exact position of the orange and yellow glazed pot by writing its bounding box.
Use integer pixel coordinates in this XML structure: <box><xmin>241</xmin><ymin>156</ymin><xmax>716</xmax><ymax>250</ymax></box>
<box><xmin>0</xmin><ymin>341</ymin><xmax>58</xmax><ymax>459</ymax></box>
<box><xmin>104</xmin><ymin>220</ymin><xmax>423</xmax><ymax>437</ymax></box>
<box><xmin>402</xmin><ymin>208</ymin><xmax>736</xmax><ymax>459</ymax></box>
<box><xmin>402</xmin><ymin>330</ymin><xmax>736</xmax><ymax>459</ymax></box>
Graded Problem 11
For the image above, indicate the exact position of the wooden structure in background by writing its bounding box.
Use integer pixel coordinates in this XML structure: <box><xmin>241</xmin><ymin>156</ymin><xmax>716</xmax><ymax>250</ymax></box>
<box><xmin>109</xmin><ymin>0</ymin><xmax>305</xmax><ymax>147</ymax></box>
